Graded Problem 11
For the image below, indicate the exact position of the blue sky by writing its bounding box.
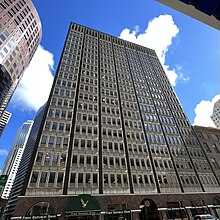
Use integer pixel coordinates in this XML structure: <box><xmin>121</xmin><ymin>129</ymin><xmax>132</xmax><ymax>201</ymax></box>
<box><xmin>0</xmin><ymin>0</ymin><xmax>219</xmax><ymax>170</ymax></box>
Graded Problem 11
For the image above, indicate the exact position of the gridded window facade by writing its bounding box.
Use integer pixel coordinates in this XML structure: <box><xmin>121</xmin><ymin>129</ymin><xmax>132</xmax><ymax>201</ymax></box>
<box><xmin>194</xmin><ymin>125</ymin><xmax>220</xmax><ymax>185</ymax></box>
<box><xmin>26</xmin><ymin>22</ymin><xmax>220</xmax><ymax>196</ymax></box>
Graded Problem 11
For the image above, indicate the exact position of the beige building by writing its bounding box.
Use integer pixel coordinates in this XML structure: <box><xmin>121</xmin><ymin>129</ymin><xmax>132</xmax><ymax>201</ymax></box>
<box><xmin>8</xmin><ymin>22</ymin><xmax>220</xmax><ymax>220</ymax></box>
<box><xmin>193</xmin><ymin>125</ymin><xmax>220</xmax><ymax>184</ymax></box>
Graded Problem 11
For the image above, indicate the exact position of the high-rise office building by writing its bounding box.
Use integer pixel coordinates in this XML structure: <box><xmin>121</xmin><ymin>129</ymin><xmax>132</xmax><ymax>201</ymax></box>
<box><xmin>0</xmin><ymin>79</ymin><xmax>17</xmax><ymax>120</ymax></box>
<box><xmin>1</xmin><ymin>120</ymin><xmax>33</xmax><ymax>199</ymax></box>
<box><xmin>156</xmin><ymin>0</ymin><xmax>220</xmax><ymax>30</ymax></box>
<box><xmin>0</xmin><ymin>0</ymin><xmax>42</xmax><ymax>119</ymax></box>
<box><xmin>12</xmin><ymin>23</ymin><xmax>220</xmax><ymax>220</ymax></box>
<box><xmin>211</xmin><ymin>99</ymin><xmax>220</xmax><ymax>128</ymax></box>
<box><xmin>0</xmin><ymin>110</ymin><xmax>11</xmax><ymax>137</ymax></box>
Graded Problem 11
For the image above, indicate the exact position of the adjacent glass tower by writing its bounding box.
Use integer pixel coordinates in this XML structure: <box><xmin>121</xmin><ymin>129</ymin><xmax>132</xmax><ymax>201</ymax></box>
<box><xmin>0</xmin><ymin>110</ymin><xmax>11</xmax><ymax>137</ymax></box>
<box><xmin>0</xmin><ymin>0</ymin><xmax>42</xmax><ymax>119</ymax></box>
<box><xmin>25</xmin><ymin>22</ymin><xmax>219</xmax><ymax>196</ymax></box>
<box><xmin>1</xmin><ymin>120</ymin><xmax>33</xmax><ymax>199</ymax></box>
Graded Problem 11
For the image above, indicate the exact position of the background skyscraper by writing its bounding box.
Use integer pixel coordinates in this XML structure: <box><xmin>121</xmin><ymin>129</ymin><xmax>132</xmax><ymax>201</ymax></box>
<box><xmin>11</xmin><ymin>22</ymin><xmax>220</xmax><ymax>220</ymax></box>
<box><xmin>1</xmin><ymin>120</ymin><xmax>33</xmax><ymax>199</ymax></box>
<box><xmin>3</xmin><ymin>105</ymin><xmax>45</xmax><ymax>219</ymax></box>
<box><xmin>0</xmin><ymin>111</ymin><xmax>11</xmax><ymax>137</ymax></box>
<box><xmin>0</xmin><ymin>0</ymin><xmax>42</xmax><ymax>119</ymax></box>
<box><xmin>211</xmin><ymin>99</ymin><xmax>220</xmax><ymax>128</ymax></box>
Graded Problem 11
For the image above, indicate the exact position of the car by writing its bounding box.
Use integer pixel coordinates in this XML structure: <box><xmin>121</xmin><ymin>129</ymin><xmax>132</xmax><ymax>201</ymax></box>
<box><xmin>194</xmin><ymin>214</ymin><xmax>218</xmax><ymax>220</ymax></box>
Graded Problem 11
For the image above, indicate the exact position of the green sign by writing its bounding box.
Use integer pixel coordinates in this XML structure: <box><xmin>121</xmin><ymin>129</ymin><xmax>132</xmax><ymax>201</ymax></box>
<box><xmin>0</xmin><ymin>175</ymin><xmax>8</xmax><ymax>188</ymax></box>
<box><xmin>65</xmin><ymin>194</ymin><xmax>101</xmax><ymax>216</ymax></box>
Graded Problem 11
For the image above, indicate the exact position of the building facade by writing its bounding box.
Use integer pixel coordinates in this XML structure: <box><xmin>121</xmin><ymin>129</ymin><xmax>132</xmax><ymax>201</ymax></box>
<box><xmin>156</xmin><ymin>0</ymin><xmax>220</xmax><ymax>30</ymax></box>
<box><xmin>1</xmin><ymin>120</ymin><xmax>33</xmax><ymax>199</ymax></box>
<box><xmin>0</xmin><ymin>110</ymin><xmax>11</xmax><ymax>137</ymax></box>
<box><xmin>211</xmin><ymin>99</ymin><xmax>220</xmax><ymax>128</ymax></box>
<box><xmin>193</xmin><ymin>125</ymin><xmax>220</xmax><ymax>184</ymax></box>
<box><xmin>0</xmin><ymin>197</ymin><xmax>7</xmax><ymax>220</ymax></box>
<box><xmin>12</xmin><ymin>23</ymin><xmax>220</xmax><ymax>220</ymax></box>
<box><xmin>0</xmin><ymin>0</ymin><xmax>42</xmax><ymax>119</ymax></box>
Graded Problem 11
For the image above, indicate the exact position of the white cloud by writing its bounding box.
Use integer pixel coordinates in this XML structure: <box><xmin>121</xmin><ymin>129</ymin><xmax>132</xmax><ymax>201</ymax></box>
<box><xmin>119</xmin><ymin>14</ymin><xmax>189</xmax><ymax>86</ymax></box>
<box><xmin>11</xmin><ymin>45</ymin><xmax>54</xmax><ymax>112</ymax></box>
<box><xmin>0</xmin><ymin>149</ymin><xmax>8</xmax><ymax>156</ymax></box>
<box><xmin>193</xmin><ymin>94</ymin><xmax>220</xmax><ymax>127</ymax></box>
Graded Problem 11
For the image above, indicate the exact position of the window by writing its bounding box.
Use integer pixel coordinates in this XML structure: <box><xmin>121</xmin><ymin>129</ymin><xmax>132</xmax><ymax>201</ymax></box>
<box><xmin>44</xmin><ymin>153</ymin><xmax>51</xmax><ymax>164</ymax></box>
<box><xmin>93</xmin><ymin>173</ymin><xmax>98</xmax><ymax>184</ymax></box>
<box><xmin>211</xmin><ymin>158</ymin><xmax>219</xmax><ymax>169</ymax></box>
<box><xmin>48</xmin><ymin>109</ymin><xmax>54</xmax><ymax>117</ymax></box>
<box><xmin>49</xmin><ymin>136</ymin><xmax>54</xmax><ymax>145</ymax></box>
<box><xmin>40</xmin><ymin>172</ymin><xmax>47</xmax><ymax>183</ymax></box>
<box><xmin>133</xmin><ymin>175</ymin><xmax>137</xmax><ymax>184</ymax></box>
<box><xmin>49</xmin><ymin>172</ymin><xmax>55</xmax><ymax>184</ymax></box>
<box><xmin>30</xmin><ymin>171</ymin><xmax>38</xmax><ymax>183</ymax></box>
<box><xmin>110</xmin><ymin>174</ymin><xmax>115</xmax><ymax>184</ymax></box>
<box><xmin>54</xmin><ymin>110</ymin><xmax>59</xmax><ymax>118</ymax></box>
<box><xmin>203</xmin><ymin>143</ymin><xmax>211</xmax><ymax>153</ymax></box>
<box><xmin>73</xmin><ymin>139</ymin><xmax>79</xmax><ymax>148</ymax></box>
<box><xmin>80</xmin><ymin>155</ymin><xmax>84</xmax><ymax>164</ymax></box>
<box><xmin>93</xmin><ymin>156</ymin><xmax>98</xmax><ymax>165</ymax></box>
<box><xmin>72</xmin><ymin>155</ymin><xmax>77</xmax><ymax>164</ymax></box>
<box><xmin>52</xmin><ymin>154</ymin><xmax>59</xmax><ymax>165</ymax></box>
<box><xmin>123</xmin><ymin>174</ymin><xmax>128</xmax><ymax>184</ymax></box>
<box><xmin>85</xmin><ymin>173</ymin><xmax>90</xmax><ymax>184</ymax></box>
<box><xmin>70</xmin><ymin>173</ymin><xmax>76</xmax><ymax>183</ymax></box>
<box><xmin>60</xmin><ymin>154</ymin><xmax>66</xmax><ymax>165</ymax></box>
<box><xmin>65</xmin><ymin>124</ymin><xmax>70</xmax><ymax>132</ymax></box>
<box><xmin>81</xmin><ymin>139</ymin><xmax>85</xmax><ymax>148</ymax></box>
<box><xmin>93</xmin><ymin>140</ymin><xmax>98</xmax><ymax>149</ymax></box>
<box><xmin>52</xmin><ymin>122</ymin><xmax>57</xmax><ymax>131</ymax></box>
<box><xmin>63</xmin><ymin>138</ymin><xmax>69</xmax><ymax>147</ymax></box>
<box><xmin>56</xmin><ymin>137</ymin><xmax>62</xmax><ymax>146</ymax></box>
<box><xmin>78</xmin><ymin>173</ymin><xmax>83</xmax><ymax>183</ymax></box>
<box><xmin>144</xmin><ymin>175</ymin><xmax>148</xmax><ymax>184</ymax></box>
<box><xmin>45</xmin><ymin>121</ymin><xmax>51</xmax><ymax>130</ymax></box>
<box><xmin>41</xmin><ymin>135</ymin><xmax>47</xmax><ymax>144</ymax></box>
<box><xmin>86</xmin><ymin>156</ymin><xmax>91</xmax><ymax>164</ymax></box>
<box><xmin>36</xmin><ymin>152</ymin><xmax>43</xmax><ymax>163</ymax></box>
<box><xmin>104</xmin><ymin>174</ymin><xmax>108</xmax><ymax>184</ymax></box>
<box><xmin>57</xmin><ymin>172</ymin><xmax>64</xmax><ymax>184</ymax></box>
<box><xmin>87</xmin><ymin>140</ymin><xmax>92</xmax><ymax>148</ymax></box>
<box><xmin>0</xmin><ymin>34</ymin><xmax>6</xmax><ymax>41</ymax></box>
<box><xmin>212</xmin><ymin>144</ymin><xmax>220</xmax><ymax>153</ymax></box>
<box><xmin>117</xmin><ymin>174</ymin><xmax>122</xmax><ymax>184</ymax></box>
<box><xmin>61</xmin><ymin>110</ymin><xmax>66</xmax><ymax>118</ymax></box>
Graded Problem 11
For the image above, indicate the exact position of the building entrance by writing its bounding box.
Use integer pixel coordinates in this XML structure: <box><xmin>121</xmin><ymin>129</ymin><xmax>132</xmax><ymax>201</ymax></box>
<box><xmin>139</xmin><ymin>199</ymin><xmax>160</xmax><ymax>220</ymax></box>
<box><xmin>65</xmin><ymin>195</ymin><xmax>101</xmax><ymax>220</ymax></box>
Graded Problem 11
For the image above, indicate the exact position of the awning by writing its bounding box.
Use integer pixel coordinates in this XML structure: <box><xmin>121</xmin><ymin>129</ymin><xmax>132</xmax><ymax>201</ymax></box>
<box><xmin>65</xmin><ymin>194</ymin><xmax>101</xmax><ymax>217</ymax></box>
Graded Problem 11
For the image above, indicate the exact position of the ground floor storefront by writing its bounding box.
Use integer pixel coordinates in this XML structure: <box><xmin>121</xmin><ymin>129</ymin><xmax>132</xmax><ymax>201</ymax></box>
<box><xmin>11</xmin><ymin>193</ymin><xmax>220</xmax><ymax>220</ymax></box>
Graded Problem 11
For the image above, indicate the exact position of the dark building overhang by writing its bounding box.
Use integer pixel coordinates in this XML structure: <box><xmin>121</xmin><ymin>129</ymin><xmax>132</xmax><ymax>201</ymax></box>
<box><xmin>156</xmin><ymin>0</ymin><xmax>220</xmax><ymax>30</ymax></box>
